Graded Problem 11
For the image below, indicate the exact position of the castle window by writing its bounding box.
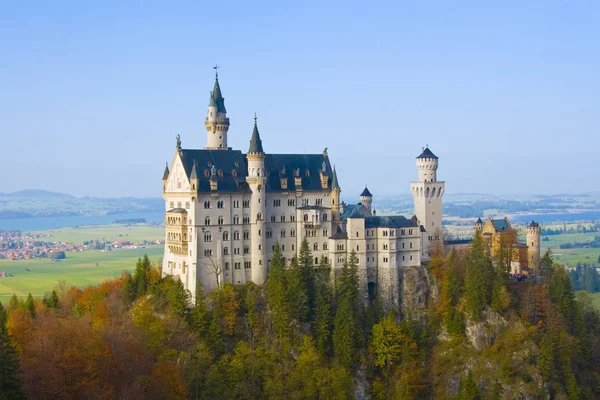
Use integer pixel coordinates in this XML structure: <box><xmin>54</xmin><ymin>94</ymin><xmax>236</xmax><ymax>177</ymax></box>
<box><xmin>288</xmin><ymin>199</ymin><xmax>295</xmax><ymax>206</ymax></box>
<box><xmin>315</xmin><ymin>198</ymin><xmax>323</xmax><ymax>206</ymax></box>
<box><xmin>282</xmin><ymin>245</ymin><xmax>285</xmax><ymax>251</ymax></box>
<box><xmin>292</xmin><ymin>244</ymin><xmax>295</xmax><ymax>251</ymax></box>
<box><xmin>185</xmin><ymin>202</ymin><xmax>190</xmax><ymax>209</ymax></box>
<box><xmin>409</xmin><ymin>229</ymin><xmax>413</xmax><ymax>235</ymax></box>
<box><xmin>235</xmin><ymin>262</ymin><xmax>241</xmax><ymax>270</ymax></box>
<box><xmin>315</xmin><ymin>257</ymin><xmax>319</xmax><ymax>265</ymax></box>
<box><xmin>233</xmin><ymin>200</ymin><xmax>240</xmax><ymax>208</ymax></box>
<box><xmin>273</xmin><ymin>199</ymin><xmax>281</xmax><ymax>207</ymax></box>
<box><xmin>291</xmin><ymin>214</ymin><xmax>296</xmax><ymax>222</ymax></box>
<box><xmin>281</xmin><ymin>229</ymin><xmax>286</xmax><ymax>237</ymax></box>
<box><xmin>323</xmin><ymin>243</ymin><xmax>328</xmax><ymax>250</ymax></box>
<box><xmin>302</xmin><ymin>199</ymin><xmax>309</xmax><ymax>206</ymax></box>
<box><xmin>218</xmin><ymin>216</ymin><xmax>224</xmax><ymax>225</ymax></box>
<box><xmin>223</xmin><ymin>231</ymin><xmax>229</xmax><ymax>241</ymax></box>
<box><xmin>383</xmin><ymin>244</ymin><xmax>388</xmax><ymax>250</ymax></box>
<box><xmin>204</xmin><ymin>201</ymin><xmax>211</xmax><ymax>209</ymax></box>
<box><xmin>204</xmin><ymin>232</ymin><xmax>212</xmax><ymax>242</ymax></box>
<box><xmin>357</xmin><ymin>245</ymin><xmax>359</xmax><ymax>251</ymax></box>
<box><xmin>243</xmin><ymin>200</ymin><xmax>250</xmax><ymax>208</ymax></box>
<box><xmin>234</xmin><ymin>248</ymin><xmax>240</xmax><ymax>255</ymax></box>
<box><xmin>401</xmin><ymin>229</ymin><xmax>405</xmax><ymax>235</ymax></box>
<box><xmin>271</xmin><ymin>215</ymin><xmax>276</xmax><ymax>222</ymax></box>
<box><xmin>322</xmin><ymin>213</ymin><xmax>328</xmax><ymax>221</ymax></box>
<box><xmin>243</xmin><ymin>216</ymin><xmax>250</xmax><ymax>224</ymax></box>
<box><xmin>223</xmin><ymin>247</ymin><xmax>229</xmax><ymax>255</ymax></box>
<box><xmin>244</xmin><ymin>262</ymin><xmax>251</xmax><ymax>269</ymax></box>
<box><xmin>257</xmin><ymin>213</ymin><xmax>262</xmax><ymax>221</ymax></box>
<box><xmin>410</xmin><ymin>255</ymin><xmax>413</xmax><ymax>261</ymax></box>
<box><xmin>170</xmin><ymin>201</ymin><xmax>174</xmax><ymax>208</ymax></box>
<box><xmin>356</xmin><ymin>232</ymin><xmax>359</xmax><ymax>238</ymax></box>
<box><xmin>244</xmin><ymin>246</ymin><xmax>249</xmax><ymax>254</ymax></box>
<box><xmin>205</xmin><ymin>217</ymin><xmax>211</xmax><ymax>226</ymax></box>
<box><xmin>402</xmin><ymin>243</ymin><xmax>405</xmax><ymax>249</ymax></box>
<box><xmin>410</xmin><ymin>242</ymin><xmax>413</xmax><ymax>248</ymax></box>
<box><xmin>177</xmin><ymin>201</ymin><xmax>182</xmax><ymax>208</ymax></box>
<box><xmin>234</xmin><ymin>231</ymin><xmax>240</xmax><ymax>240</ymax></box>
<box><xmin>323</xmin><ymin>229</ymin><xmax>328</xmax><ymax>236</ymax></box>
<box><xmin>304</xmin><ymin>214</ymin><xmax>309</xmax><ymax>222</ymax></box>
<box><xmin>314</xmin><ymin>243</ymin><xmax>319</xmax><ymax>250</ymax></box>
<box><xmin>281</xmin><ymin>215</ymin><xmax>285</xmax><ymax>222</ymax></box>
<box><xmin>290</xmin><ymin>229</ymin><xmax>296</xmax><ymax>237</ymax></box>
<box><xmin>244</xmin><ymin>231</ymin><xmax>250</xmax><ymax>240</ymax></box>
<box><xmin>204</xmin><ymin>249</ymin><xmax>213</xmax><ymax>256</ymax></box>
<box><xmin>225</xmin><ymin>262</ymin><xmax>230</xmax><ymax>270</ymax></box>
<box><xmin>403</xmin><ymin>256</ymin><xmax>405</xmax><ymax>261</ymax></box>
<box><xmin>266</xmin><ymin>230</ymin><xmax>273</xmax><ymax>238</ymax></box>
<box><xmin>217</xmin><ymin>200</ymin><xmax>224</xmax><ymax>209</ymax></box>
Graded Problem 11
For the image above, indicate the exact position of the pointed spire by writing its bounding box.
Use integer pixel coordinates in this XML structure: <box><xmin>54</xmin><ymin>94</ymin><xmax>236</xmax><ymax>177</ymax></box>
<box><xmin>162</xmin><ymin>162</ymin><xmax>169</xmax><ymax>180</ymax></box>
<box><xmin>248</xmin><ymin>114</ymin><xmax>264</xmax><ymax>153</ymax></box>
<box><xmin>331</xmin><ymin>165</ymin><xmax>340</xmax><ymax>189</ymax></box>
<box><xmin>360</xmin><ymin>185</ymin><xmax>372</xmax><ymax>197</ymax></box>
<box><xmin>208</xmin><ymin>67</ymin><xmax>227</xmax><ymax>113</ymax></box>
<box><xmin>190</xmin><ymin>160</ymin><xmax>198</xmax><ymax>179</ymax></box>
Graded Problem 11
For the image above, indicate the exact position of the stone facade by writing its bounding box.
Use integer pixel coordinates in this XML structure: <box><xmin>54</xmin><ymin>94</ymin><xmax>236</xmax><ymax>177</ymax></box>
<box><xmin>161</xmin><ymin>73</ymin><xmax>445</xmax><ymax>307</ymax></box>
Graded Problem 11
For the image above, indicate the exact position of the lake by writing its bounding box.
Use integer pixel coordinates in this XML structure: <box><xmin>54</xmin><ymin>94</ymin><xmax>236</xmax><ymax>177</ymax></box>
<box><xmin>0</xmin><ymin>212</ymin><xmax>165</xmax><ymax>231</ymax></box>
<box><xmin>511</xmin><ymin>211</ymin><xmax>600</xmax><ymax>224</ymax></box>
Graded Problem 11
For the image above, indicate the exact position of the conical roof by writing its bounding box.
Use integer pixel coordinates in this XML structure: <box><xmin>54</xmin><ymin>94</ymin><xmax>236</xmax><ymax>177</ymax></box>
<box><xmin>331</xmin><ymin>166</ymin><xmax>340</xmax><ymax>189</ymax></box>
<box><xmin>476</xmin><ymin>217</ymin><xmax>483</xmax><ymax>224</ymax></box>
<box><xmin>416</xmin><ymin>147</ymin><xmax>438</xmax><ymax>159</ymax></box>
<box><xmin>248</xmin><ymin>116</ymin><xmax>264</xmax><ymax>153</ymax></box>
<box><xmin>190</xmin><ymin>162</ymin><xmax>198</xmax><ymax>179</ymax></box>
<box><xmin>162</xmin><ymin>162</ymin><xmax>170</xmax><ymax>180</ymax></box>
<box><xmin>360</xmin><ymin>186</ymin><xmax>372</xmax><ymax>197</ymax></box>
<box><xmin>208</xmin><ymin>76</ymin><xmax>227</xmax><ymax>113</ymax></box>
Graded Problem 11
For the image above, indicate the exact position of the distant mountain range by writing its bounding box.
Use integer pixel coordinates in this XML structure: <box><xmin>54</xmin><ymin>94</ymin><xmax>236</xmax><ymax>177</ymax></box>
<box><xmin>0</xmin><ymin>190</ymin><xmax>163</xmax><ymax>219</ymax></box>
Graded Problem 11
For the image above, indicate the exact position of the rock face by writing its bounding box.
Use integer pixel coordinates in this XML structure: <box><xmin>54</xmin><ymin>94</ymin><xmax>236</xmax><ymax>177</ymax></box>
<box><xmin>401</xmin><ymin>265</ymin><xmax>431</xmax><ymax>312</ymax></box>
<box><xmin>465</xmin><ymin>309</ymin><xmax>507</xmax><ymax>350</ymax></box>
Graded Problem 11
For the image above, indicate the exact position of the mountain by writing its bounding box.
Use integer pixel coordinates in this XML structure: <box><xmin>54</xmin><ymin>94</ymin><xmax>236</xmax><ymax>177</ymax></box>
<box><xmin>4</xmin><ymin>189</ymin><xmax>76</xmax><ymax>199</ymax></box>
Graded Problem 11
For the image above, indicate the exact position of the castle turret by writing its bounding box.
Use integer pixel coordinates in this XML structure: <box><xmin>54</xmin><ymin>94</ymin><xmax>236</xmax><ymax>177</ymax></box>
<box><xmin>246</xmin><ymin>116</ymin><xmax>267</xmax><ymax>284</ymax></box>
<box><xmin>410</xmin><ymin>146</ymin><xmax>445</xmax><ymax>261</ymax></box>
<box><xmin>474</xmin><ymin>217</ymin><xmax>483</xmax><ymax>232</ymax></box>
<box><xmin>331</xmin><ymin>166</ymin><xmax>341</xmax><ymax>223</ymax></box>
<box><xmin>526</xmin><ymin>221</ymin><xmax>541</xmax><ymax>275</ymax></box>
<box><xmin>204</xmin><ymin>70</ymin><xmax>230</xmax><ymax>150</ymax></box>
<box><xmin>359</xmin><ymin>186</ymin><xmax>373</xmax><ymax>215</ymax></box>
<box><xmin>162</xmin><ymin>162</ymin><xmax>169</xmax><ymax>193</ymax></box>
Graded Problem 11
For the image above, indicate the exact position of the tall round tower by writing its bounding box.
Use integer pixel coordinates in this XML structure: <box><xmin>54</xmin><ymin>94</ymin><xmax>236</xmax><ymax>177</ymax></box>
<box><xmin>410</xmin><ymin>146</ymin><xmax>445</xmax><ymax>261</ymax></box>
<box><xmin>331</xmin><ymin>166</ymin><xmax>341</xmax><ymax>223</ymax></box>
<box><xmin>359</xmin><ymin>186</ymin><xmax>373</xmax><ymax>215</ymax></box>
<box><xmin>526</xmin><ymin>221</ymin><xmax>541</xmax><ymax>275</ymax></box>
<box><xmin>246</xmin><ymin>116</ymin><xmax>267</xmax><ymax>284</ymax></box>
<box><xmin>204</xmin><ymin>70</ymin><xmax>230</xmax><ymax>150</ymax></box>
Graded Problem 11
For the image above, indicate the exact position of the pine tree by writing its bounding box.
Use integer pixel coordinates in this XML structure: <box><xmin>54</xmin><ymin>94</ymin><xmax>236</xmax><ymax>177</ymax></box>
<box><xmin>286</xmin><ymin>256</ymin><xmax>308</xmax><ymax>323</ymax></box>
<box><xmin>8</xmin><ymin>295</ymin><xmax>19</xmax><ymax>311</ymax></box>
<box><xmin>134</xmin><ymin>257</ymin><xmax>148</xmax><ymax>297</ymax></box>
<box><xmin>25</xmin><ymin>294</ymin><xmax>35</xmax><ymax>318</ymax></box>
<box><xmin>298</xmin><ymin>238</ymin><xmax>316</xmax><ymax>321</ymax></box>
<box><xmin>48</xmin><ymin>290</ymin><xmax>59</xmax><ymax>309</ymax></box>
<box><xmin>465</xmin><ymin>231</ymin><xmax>488</xmax><ymax>321</ymax></box>
<box><xmin>123</xmin><ymin>271</ymin><xmax>136</xmax><ymax>304</ymax></box>
<box><xmin>456</xmin><ymin>371</ymin><xmax>480</xmax><ymax>400</ymax></box>
<box><xmin>266</xmin><ymin>243</ymin><xmax>290</xmax><ymax>340</ymax></box>
<box><xmin>313</xmin><ymin>256</ymin><xmax>332</xmax><ymax>355</ymax></box>
<box><xmin>0</xmin><ymin>302</ymin><xmax>25</xmax><ymax>400</ymax></box>
<box><xmin>333</xmin><ymin>251</ymin><xmax>361</xmax><ymax>369</ymax></box>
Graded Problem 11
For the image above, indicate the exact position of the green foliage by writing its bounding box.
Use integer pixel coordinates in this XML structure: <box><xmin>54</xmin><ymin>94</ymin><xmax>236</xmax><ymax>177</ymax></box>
<box><xmin>286</xmin><ymin>256</ymin><xmax>308</xmax><ymax>323</ymax></box>
<box><xmin>456</xmin><ymin>371</ymin><xmax>480</xmax><ymax>400</ymax></box>
<box><xmin>313</xmin><ymin>257</ymin><xmax>333</xmax><ymax>355</ymax></box>
<box><xmin>333</xmin><ymin>251</ymin><xmax>361</xmax><ymax>369</ymax></box>
<box><xmin>0</xmin><ymin>303</ymin><xmax>25</xmax><ymax>400</ymax></box>
<box><xmin>266</xmin><ymin>242</ymin><xmax>290</xmax><ymax>341</ymax></box>
<box><xmin>47</xmin><ymin>290</ymin><xmax>59</xmax><ymax>309</ymax></box>
<box><xmin>465</xmin><ymin>231</ymin><xmax>491</xmax><ymax>321</ymax></box>
<box><xmin>25</xmin><ymin>294</ymin><xmax>35</xmax><ymax>318</ymax></box>
<box><xmin>298</xmin><ymin>238</ymin><xmax>316</xmax><ymax>321</ymax></box>
<box><xmin>134</xmin><ymin>255</ymin><xmax>151</xmax><ymax>297</ymax></box>
<box><xmin>445</xmin><ymin>308</ymin><xmax>466</xmax><ymax>338</ymax></box>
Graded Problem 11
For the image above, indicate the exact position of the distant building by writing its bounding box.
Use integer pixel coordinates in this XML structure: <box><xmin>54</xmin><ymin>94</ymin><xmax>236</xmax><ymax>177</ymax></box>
<box><xmin>474</xmin><ymin>217</ymin><xmax>541</xmax><ymax>275</ymax></box>
<box><xmin>161</xmin><ymin>72</ymin><xmax>445</xmax><ymax>308</ymax></box>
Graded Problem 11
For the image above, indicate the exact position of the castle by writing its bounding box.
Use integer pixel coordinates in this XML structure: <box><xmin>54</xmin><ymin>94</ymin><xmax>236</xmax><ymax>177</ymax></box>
<box><xmin>474</xmin><ymin>217</ymin><xmax>541</xmax><ymax>276</ymax></box>
<box><xmin>161</xmin><ymin>72</ymin><xmax>445</xmax><ymax>307</ymax></box>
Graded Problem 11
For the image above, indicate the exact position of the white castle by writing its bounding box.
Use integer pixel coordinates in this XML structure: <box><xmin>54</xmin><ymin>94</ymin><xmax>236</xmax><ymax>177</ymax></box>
<box><xmin>161</xmin><ymin>72</ymin><xmax>445</xmax><ymax>307</ymax></box>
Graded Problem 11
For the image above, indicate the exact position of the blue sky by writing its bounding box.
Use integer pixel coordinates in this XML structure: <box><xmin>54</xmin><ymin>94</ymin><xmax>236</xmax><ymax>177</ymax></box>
<box><xmin>1</xmin><ymin>1</ymin><xmax>598</xmax><ymax>198</ymax></box>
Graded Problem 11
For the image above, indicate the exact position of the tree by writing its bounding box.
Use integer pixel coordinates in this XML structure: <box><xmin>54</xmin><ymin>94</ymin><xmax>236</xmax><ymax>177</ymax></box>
<box><xmin>0</xmin><ymin>302</ymin><xmax>25</xmax><ymax>400</ymax></box>
<box><xmin>313</xmin><ymin>256</ymin><xmax>333</xmax><ymax>355</ymax></box>
<box><xmin>333</xmin><ymin>251</ymin><xmax>361</xmax><ymax>369</ymax></box>
<box><xmin>123</xmin><ymin>271</ymin><xmax>136</xmax><ymax>304</ymax></box>
<box><xmin>465</xmin><ymin>231</ymin><xmax>490</xmax><ymax>321</ymax></box>
<box><xmin>266</xmin><ymin>243</ymin><xmax>290</xmax><ymax>341</ymax></box>
<box><xmin>47</xmin><ymin>290</ymin><xmax>60</xmax><ymax>309</ymax></box>
<box><xmin>25</xmin><ymin>294</ymin><xmax>35</xmax><ymax>318</ymax></box>
<box><xmin>298</xmin><ymin>238</ymin><xmax>316</xmax><ymax>321</ymax></box>
<box><xmin>206</xmin><ymin>255</ymin><xmax>223</xmax><ymax>289</ymax></box>
<box><xmin>457</xmin><ymin>371</ymin><xmax>479</xmax><ymax>400</ymax></box>
<box><xmin>286</xmin><ymin>256</ymin><xmax>308</xmax><ymax>323</ymax></box>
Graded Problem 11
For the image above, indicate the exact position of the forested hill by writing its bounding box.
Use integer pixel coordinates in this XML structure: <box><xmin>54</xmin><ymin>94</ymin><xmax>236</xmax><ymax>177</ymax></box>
<box><xmin>1</xmin><ymin>237</ymin><xmax>599</xmax><ymax>399</ymax></box>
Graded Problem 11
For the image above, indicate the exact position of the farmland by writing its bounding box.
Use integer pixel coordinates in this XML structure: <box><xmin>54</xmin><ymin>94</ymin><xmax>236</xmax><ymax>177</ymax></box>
<box><xmin>0</xmin><ymin>246</ymin><xmax>163</xmax><ymax>302</ymax></box>
<box><xmin>33</xmin><ymin>224</ymin><xmax>164</xmax><ymax>244</ymax></box>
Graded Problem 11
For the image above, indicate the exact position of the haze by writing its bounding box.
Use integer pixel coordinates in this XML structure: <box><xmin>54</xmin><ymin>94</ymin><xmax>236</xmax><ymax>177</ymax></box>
<box><xmin>1</xmin><ymin>1</ymin><xmax>598</xmax><ymax>198</ymax></box>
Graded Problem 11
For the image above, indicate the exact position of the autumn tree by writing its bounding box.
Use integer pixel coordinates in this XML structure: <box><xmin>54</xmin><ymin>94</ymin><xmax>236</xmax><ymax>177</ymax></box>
<box><xmin>0</xmin><ymin>302</ymin><xmax>25</xmax><ymax>400</ymax></box>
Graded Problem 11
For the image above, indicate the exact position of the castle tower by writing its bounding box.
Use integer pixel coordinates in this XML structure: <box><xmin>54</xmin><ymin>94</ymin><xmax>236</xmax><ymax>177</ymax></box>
<box><xmin>410</xmin><ymin>146</ymin><xmax>445</xmax><ymax>261</ymax></box>
<box><xmin>162</xmin><ymin>162</ymin><xmax>169</xmax><ymax>193</ymax></box>
<box><xmin>331</xmin><ymin>166</ymin><xmax>341</xmax><ymax>223</ymax></box>
<box><xmin>204</xmin><ymin>70</ymin><xmax>230</xmax><ymax>150</ymax></box>
<box><xmin>526</xmin><ymin>221</ymin><xmax>541</xmax><ymax>275</ymax></box>
<box><xmin>474</xmin><ymin>217</ymin><xmax>483</xmax><ymax>232</ymax></box>
<box><xmin>359</xmin><ymin>186</ymin><xmax>373</xmax><ymax>215</ymax></box>
<box><xmin>246</xmin><ymin>116</ymin><xmax>267</xmax><ymax>284</ymax></box>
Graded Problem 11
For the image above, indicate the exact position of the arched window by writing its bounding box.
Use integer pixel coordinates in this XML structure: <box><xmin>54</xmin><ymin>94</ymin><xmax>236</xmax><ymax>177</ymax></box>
<box><xmin>356</xmin><ymin>231</ymin><xmax>359</xmax><ymax>238</ymax></box>
<box><xmin>266</xmin><ymin>230</ymin><xmax>273</xmax><ymax>238</ymax></box>
<box><xmin>280</xmin><ymin>214</ymin><xmax>285</xmax><ymax>222</ymax></box>
<box><xmin>223</xmin><ymin>231</ymin><xmax>229</xmax><ymax>241</ymax></box>
<box><xmin>205</xmin><ymin>216</ymin><xmax>211</xmax><ymax>226</ymax></box>
<box><xmin>313</xmin><ymin>243</ymin><xmax>319</xmax><ymax>250</ymax></box>
<box><xmin>281</xmin><ymin>229</ymin><xmax>286</xmax><ymax>238</ymax></box>
<box><xmin>323</xmin><ymin>242</ymin><xmax>328</xmax><ymax>250</ymax></box>
<box><xmin>322</xmin><ymin>213</ymin><xmax>328</xmax><ymax>221</ymax></box>
<box><xmin>218</xmin><ymin>216</ymin><xmax>224</xmax><ymax>225</ymax></box>
<box><xmin>233</xmin><ymin>231</ymin><xmax>240</xmax><ymax>240</ymax></box>
<box><xmin>304</xmin><ymin>214</ymin><xmax>309</xmax><ymax>222</ymax></box>
<box><xmin>244</xmin><ymin>230</ymin><xmax>250</xmax><ymax>240</ymax></box>
<box><xmin>233</xmin><ymin>215</ymin><xmax>240</xmax><ymax>224</ymax></box>
<box><xmin>204</xmin><ymin>232</ymin><xmax>212</xmax><ymax>242</ymax></box>
<box><xmin>257</xmin><ymin>213</ymin><xmax>262</xmax><ymax>221</ymax></box>
<box><xmin>223</xmin><ymin>247</ymin><xmax>229</xmax><ymax>255</ymax></box>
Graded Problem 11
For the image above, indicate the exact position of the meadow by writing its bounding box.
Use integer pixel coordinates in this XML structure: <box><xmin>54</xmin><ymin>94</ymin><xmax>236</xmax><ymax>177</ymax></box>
<box><xmin>541</xmin><ymin>232</ymin><xmax>600</xmax><ymax>266</ymax></box>
<box><xmin>34</xmin><ymin>223</ymin><xmax>164</xmax><ymax>244</ymax></box>
<box><xmin>0</xmin><ymin>246</ymin><xmax>163</xmax><ymax>302</ymax></box>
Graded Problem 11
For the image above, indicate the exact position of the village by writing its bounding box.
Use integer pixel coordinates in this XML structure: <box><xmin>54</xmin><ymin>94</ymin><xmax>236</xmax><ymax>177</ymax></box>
<box><xmin>0</xmin><ymin>230</ymin><xmax>164</xmax><ymax>261</ymax></box>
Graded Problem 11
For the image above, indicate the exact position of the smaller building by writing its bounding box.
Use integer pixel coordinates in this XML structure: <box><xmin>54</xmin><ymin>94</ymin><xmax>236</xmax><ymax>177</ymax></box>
<box><xmin>474</xmin><ymin>217</ymin><xmax>541</xmax><ymax>275</ymax></box>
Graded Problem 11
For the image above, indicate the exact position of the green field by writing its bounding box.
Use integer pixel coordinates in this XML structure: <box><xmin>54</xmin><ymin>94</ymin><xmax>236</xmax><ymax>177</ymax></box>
<box><xmin>0</xmin><ymin>246</ymin><xmax>163</xmax><ymax>302</ymax></box>
<box><xmin>35</xmin><ymin>224</ymin><xmax>164</xmax><ymax>244</ymax></box>
<box><xmin>539</xmin><ymin>232</ymin><xmax>600</xmax><ymax>266</ymax></box>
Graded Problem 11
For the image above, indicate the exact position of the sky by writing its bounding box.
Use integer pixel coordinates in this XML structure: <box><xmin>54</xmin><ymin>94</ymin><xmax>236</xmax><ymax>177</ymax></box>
<box><xmin>1</xmin><ymin>0</ymin><xmax>599</xmax><ymax>198</ymax></box>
